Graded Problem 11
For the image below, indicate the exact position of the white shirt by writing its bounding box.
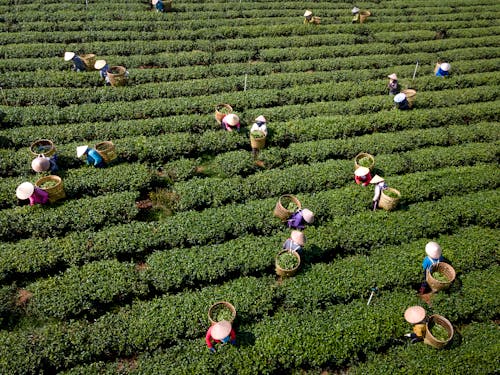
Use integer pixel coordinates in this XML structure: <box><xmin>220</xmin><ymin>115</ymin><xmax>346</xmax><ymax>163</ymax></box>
<box><xmin>250</xmin><ymin>122</ymin><xmax>267</xmax><ymax>136</ymax></box>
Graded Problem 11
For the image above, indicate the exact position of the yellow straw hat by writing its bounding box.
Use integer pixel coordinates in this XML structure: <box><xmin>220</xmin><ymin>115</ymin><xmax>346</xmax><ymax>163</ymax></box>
<box><xmin>211</xmin><ymin>320</ymin><xmax>232</xmax><ymax>340</ymax></box>
<box><xmin>404</xmin><ymin>306</ymin><xmax>426</xmax><ymax>324</ymax></box>
<box><xmin>16</xmin><ymin>182</ymin><xmax>35</xmax><ymax>200</ymax></box>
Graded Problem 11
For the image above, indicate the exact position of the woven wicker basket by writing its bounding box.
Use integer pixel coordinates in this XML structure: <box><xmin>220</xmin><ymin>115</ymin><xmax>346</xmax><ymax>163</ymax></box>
<box><xmin>35</xmin><ymin>175</ymin><xmax>65</xmax><ymax>203</ymax></box>
<box><xmin>273</xmin><ymin>194</ymin><xmax>302</xmax><ymax>221</ymax></box>
<box><xmin>208</xmin><ymin>301</ymin><xmax>236</xmax><ymax>325</ymax></box>
<box><xmin>250</xmin><ymin>130</ymin><xmax>266</xmax><ymax>150</ymax></box>
<box><xmin>164</xmin><ymin>0</ymin><xmax>172</xmax><ymax>11</ymax></box>
<box><xmin>354</xmin><ymin>152</ymin><xmax>375</xmax><ymax>170</ymax></box>
<box><xmin>378</xmin><ymin>188</ymin><xmax>401</xmax><ymax>211</ymax></box>
<box><xmin>107</xmin><ymin>66</ymin><xmax>127</xmax><ymax>87</ymax></box>
<box><xmin>215</xmin><ymin>104</ymin><xmax>233</xmax><ymax>124</ymax></box>
<box><xmin>81</xmin><ymin>54</ymin><xmax>96</xmax><ymax>71</ymax></box>
<box><xmin>424</xmin><ymin>314</ymin><xmax>454</xmax><ymax>348</ymax></box>
<box><xmin>401</xmin><ymin>89</ymin><xmax>417</xmax><ymax>108</ymax></box>
<box><xmin>359</xmin><ymin>10</ymin><xmax>371</xmax><ymax>23</ymax></box>
<box><xmin>312</xmin><ymin>16</ymin><xmax>321</xmax><ymax>24</ymax></box>
<box><xmin>95</xmin><ymin>141</ymin><xmax>117</xmax><ymax>164</ymax></box>
<box><xmin>275</xmin><ymin>250</ymin><xmax>301</xmax><ymax>277</ymax></box>
<box><xmin>30</xmin><ymin>139</ymin><xmax>56</xmax><ymax>157</ymax></box>
<box><xmin>426</xmin><ymin>262</ymin><xmax>456</xmax><ymax>292</ymax></box>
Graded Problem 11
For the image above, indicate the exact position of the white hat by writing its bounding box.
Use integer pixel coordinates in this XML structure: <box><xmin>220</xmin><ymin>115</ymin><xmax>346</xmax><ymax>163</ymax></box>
<box><xmin>291</xmin><ymin>230</ymin><xmax>306</xmax><ymax>246</ymax></box>
<box><xmin>440</xmin><ymin>63</ymin><xmax>450</xmax><ymax>72</ymax></box>
<box><xmin>388</xmin><ymin>73</ymin><xmax>398</xmax><ymax>80</ymax></box>
<box><xmin>211</xmin><ymin>320</ymin><xmax>232</xmax><ymax>340</ymax></box>
<box><xmin>255</xmin><ymin>115</ymin><xmax>266</xmax><ymax>123</ymax></box>
<box><xmin>425</xmin><ymin>242</ymin><xmax>442</xmax><ymax>259</ymax></box>
<box><xmin>94</xmin><ymin>60</ymin><xmax>107</xmax><ymax>70</ymax></box>
<box><xmin>404</xmin><ymin>306</ymin><xmax>426</xmax><ymax>324</ymax></box>
<box><xmin>369</xmin><ymin>175</ymin><xmax>385</xmax><ymax>184</ymax></box>
<box><xmin>394</xmin><ymin>93</ymin><xmax>406</xmax><ymax>103</ymax></box>
<box><xmin>301</xmin><ymin>208</ymin><xmax>314</xmax><ymax>224</ymax></box>
<box><xmin>31</xmin><ymin>155</ymin><xmax>50</xmax><ymax>173</ymax></box>
<box><xmin>304</xmin><ymin>10</ymin><xmax>312</xmax><ymax>17</ymax></box>
<box><xmin>16</xmin><ymin>182</ymin><xmax>35</xmax><ymax>200</ymax></box>
<box><xmin>64</xmin><ymin>52</ymin><xmax>75</xmax><ymax>61</ymax></box>
<box><xmin>354</xmin><ymin>166</ymin><xmax>370</xmax><ymax>177</ymax></box>
<box><xmin>352</xmin><ymin>7</ymin><xmax>360</xmax><ymax>14</ymax></box>
<box><xmin>225</xmin><ymin>114</ymin><xmax>239</xmax><ymax>126</ymax></box>
<box><xmin>77</xmin><ymin>145</ymin><xmax>89</xmax><ymax>158</ymax></box>
<box><xmin>152</xmin><ymin>0</ymin><xmax>160</xmax><ymax>4</ymax></box>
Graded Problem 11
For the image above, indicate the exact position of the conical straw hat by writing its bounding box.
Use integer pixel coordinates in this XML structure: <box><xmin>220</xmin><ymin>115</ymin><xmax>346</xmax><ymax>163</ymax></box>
<box><xmin>94</xmin><ymin>60</ymin><xmax>107</xmax><ymax>70</ymax></box>
<box><xmin>301</xmin><ymin>208</ymin><xmax>314</xmax><ymax>224</ymax></box>
<box><xmin>304</xmin><ymin>10</ymin><xmax>312</xmax><ymax>17</ymax></box>
<box><xmin>152</xmin><ymin>0</ymin><xmax>159</xmax><ymax>5</ymax></box>
<box><xmin>211</xmin><ymin>320</ymin><xmax>232</xmax><ymax>340</ymax></box>
<box><xmin>369</xmin><ymin>175</ymin><xmax>385</xmax><ymax>184</ymax></box>
<box><xmin>64</xmin><ymin>52</ymin><xmax>75</xmax><ymax>61</ymax></box>
<box><xmin>225</xmin><ymin>114</ymin><xmax>239</xmax><ymax>126</ymax></box>
<box><xmin>291</xmin><ymin>230</ymin><xmax>306</xmax><ymax>246</ymax></box>
<box><xmin>355</xmin><ymin>166</ymin><xmax>370</xmax><ymax>177</ymax></box>
<box><xmin>425</xmin><ymin>242</ymin><xmax>442</xmax><ymax>258</ymax></box>
<box><xmin>255</xmin><ymin>115</ymin><xmax>266</xmax><ymax>123</ymax></box>
<box><xmin>404</xmin><ymin>306</ymin><xmax>426</xmax><ymax>324</ymax></box>
<box><xmin>77</xmin><ymin>145</ymin><xmax>89</xmax><ymax>158</ymax></box>
<box><xmin>394</xmin><ymin>93</ymin><xmax>406</xmax><ymax>103</ymax></box>
<box><xmin>31</xmin><ymin>156</ymin><xmax>50</xmax><ymax>172</ymax></box>
<box><xmin>440</xmin><ymin>63</ymin><xmax>450</xmax><ymax>72</ymax></box>
<box><xmin>352</xmin><ymin>7</ymin><xmax>360</xmax><ymax>14</ymax></box>
<box><xmin>16</xmin><ymin>182</ymin><xmax>35</xmax><ymax>200</ymax></box>
<box><xmin>388</xmin><ymin>73</ymin><xmax>398</xmax><ymax>80</ymax></box>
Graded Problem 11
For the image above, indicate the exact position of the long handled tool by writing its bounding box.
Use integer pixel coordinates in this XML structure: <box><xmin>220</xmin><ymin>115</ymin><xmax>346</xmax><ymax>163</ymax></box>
<box><xmin>412</xmin><ymin>60</ymin><xmax>419</xmax><ymax>81</ymax></box>
<box><xmin>367</xmin><ymin>286</ymin><xmax>379</xmax><ymax>306</ymax></box>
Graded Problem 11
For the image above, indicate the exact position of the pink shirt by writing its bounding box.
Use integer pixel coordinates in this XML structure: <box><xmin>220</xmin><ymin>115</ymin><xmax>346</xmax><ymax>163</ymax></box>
<box><xmin>221</xmin><ymin>116</ymin><xmax>240</xmax><ymax>131</ymax></box>
<box><xmin>29</xmin><ymin>188</ymin><xmax>49</xmax><ymax>206</ymax></box>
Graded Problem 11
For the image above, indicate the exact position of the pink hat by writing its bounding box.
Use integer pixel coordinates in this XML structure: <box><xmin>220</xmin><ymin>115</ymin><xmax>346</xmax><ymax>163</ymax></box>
<box><xmin>425</xmin><ymin>242</ymin><xmax>442</xmax><ymax>259</ymax></box>
<box><xmin>291</xmin><ymin>230</ymin><xmax>306</xmax><ymax>246</ymax></box>
<box><xmin>225</xmin><ymin>114</ymin><xmax>239</xmax><ymax>126</ymax></box>
<box><xmin>404</xmin><ymin>306</ymin><xmax>426</xmax><ymax>324</ymax></box>
<box><xmin>301</xmin><ymin>208</ymin><xmax>314</xmax><ymax>224</ymax></box>
<box><xmin>31</xmin><ymin>155</ymin><xmax>50</xmax><ymax>172</ymax></box>
<box><xmin>211</xmin><ymin>320</ymin><xmax>232</xmax><ymax>340</ymax></box>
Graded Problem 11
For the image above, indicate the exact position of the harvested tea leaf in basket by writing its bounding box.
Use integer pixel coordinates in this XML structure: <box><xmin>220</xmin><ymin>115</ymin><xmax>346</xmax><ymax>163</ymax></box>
<box><xmin>40</xmin><ymin>180</ymin><xmax>58</xmax><ymax>189</ymax></box>
<box><xmin>429</xmin><ymin>322</ymin><xmax>449</xmax><ymax>341</ymax></box>
<box><xmin>250</xmin><ymin>131</ymin><xmax>265</xmax><ymax>139</ymax></box>
<box><xmin>384</xmin><ymin>190</ymin><xmax>400</xmax><ymax>199</ymax></box>
<box><xmin>432</xmin><ymin>271</ymin><xmax>448</xmax><ymax>282</ymax></box>
<box><xmin>357</xmin><ymin>156</ymin><xmax>372</xmax><ymax>168</ymax></box>
<box><xmin>211</xmin><ymin>304</ymin><xmax>234</xmax><ymax>322</ymax></box>
<box><xmin>277</xmin><ymin>252</ymin><xmax>299</xmax><ymax>270</ymax></box>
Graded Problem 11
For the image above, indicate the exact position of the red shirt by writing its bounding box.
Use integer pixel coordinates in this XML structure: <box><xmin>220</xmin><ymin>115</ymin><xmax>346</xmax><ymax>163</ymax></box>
<box><xmin>355</xmin><ymin>172</ymin><xmax>372</xmax><ymax>186</ymax></box>
<box><xmin>205</xmin><ymin>326</ymin><xmax>236</xmax><ymax>349</ymax></box>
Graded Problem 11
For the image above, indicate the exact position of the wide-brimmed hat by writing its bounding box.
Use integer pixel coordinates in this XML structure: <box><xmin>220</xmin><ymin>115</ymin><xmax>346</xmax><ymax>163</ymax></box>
<box><xmin>404</xmin><ymin>306</ymin><xmax>426</xmax><ymax>324</ymax></box>
<box><xmin>152</xmin><ymin>0</ymin><xmax>159</xmax><ymax>5</ymax></box>
<box><xmin>255</xmin><ymin>115</ymin><xmax>266</xmax><ymax>123</ymax></box>
<box><xmin>301</xmin><ymin>208</ymin><xmax>314</xmax><ymax>224</ymax></box>
<box><xmin>440</xmin><ymin>62</ymin><xmax>450</xmax><ymax>72</ymax></box>
<box><xmin>425</xmin><ymin>241</ymin><xmax>442</xmax><ymax>259</ymax></box>
<box><xmin>225</xmin><ymin>114</ymin><xmax>239</xmax><ymax>126</ymax></box>
<box><xmin>388</xmin><ymin>73</ymin><xmax>398</xmax><ymax>80</ymax></box>
<box><xmin>394</xmin><ymin>93</ymin><xmax>406</xmax><ymax>103</ymax></box>
<box><xmin>94</xmin><ymin>60</ymin><xmax>107</xmax><ymax>70</ymax></box>
<box><xmin>291</xmin><ymin>230</ymin><xmax>306</xmax><ymax>246</ymax></box>
<box><xmin>64</xmin><ymin>52</ymin><xmax>75</xmax><ymax>61</ymax></box>
<box><xmin>31</xmin><ymin>155</ymin><xmax>50</xmax><ymax>173</ymax></box>
<box><xmin>211</xmin><ymin>320</ymin><xmax>232</xmax><ymax>340</ymax></box>
<box><xmin>304</xmin><ymin>10</ymin><xmax>312</xmax><ymax>17</ymax></box>
<box><xmin>369</xmin><ymin>175</ymin><xmax>385</xmax><ymax>184</ymax></box>
<box><xmin>354</xmin><ymin>166</ymin><xmax>370</xmax><ymax>177</ymax></box>
<box><xmin>77</xmin><ymin>145</ymin><xmax>89</xmax><ymax>158</ymax></box>
<box><xmin>352</xmin><ymin>7</ymin><xmax>360</xmax><ymax>14</ymax></box>
<box><xmin>16</xmin><ymin>182</ymin><xmax>35</xmax><ymax>200</ymax></box>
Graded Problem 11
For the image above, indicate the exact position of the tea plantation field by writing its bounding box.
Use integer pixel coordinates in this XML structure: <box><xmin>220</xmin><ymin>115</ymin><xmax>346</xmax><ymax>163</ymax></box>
<box><xmin>0</xmin><ymin>0</ymin><xmax>499</xmax><ymax>374</ymax></box>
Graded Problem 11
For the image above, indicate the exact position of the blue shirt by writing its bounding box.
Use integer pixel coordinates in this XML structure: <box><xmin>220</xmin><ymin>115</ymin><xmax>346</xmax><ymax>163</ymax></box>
<box><xmin>422</xmin><ymin>255</ymin><xmax>444</xmax><ymax>271</ymax></box>
<box><xmin>283</xmin><ymin>239</ymin><xmax>303</xmax><ymax>255</ymax></box>
<box><xmin>99</xmin><ymin>64</ymin><xmax>109</xmax><ymax>79</ymax></box>
<box><xmin>155</xmin><ymin>1</ymin><xmax>164</xmax><ymax>11</ymax></box>
<box><xmin>86</xmin><ymin>148</ymin><xmax>104</xmax><ymax>167</ymax></box>
<box><xmin>435</xmin><ymin>68</ymin><xmax>450</xmax><ymax>77</ymax></box>
<box><xmin>72</xmin><ymin>56</ymin><xmax>87</xmax><ymax>72</ymax></box>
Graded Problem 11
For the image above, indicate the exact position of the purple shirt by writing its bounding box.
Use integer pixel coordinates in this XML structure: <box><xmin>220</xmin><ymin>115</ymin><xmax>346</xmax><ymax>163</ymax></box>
<box><xmin>287</xmin><ymin>211</ymin><xmax>306</xmax><ymax>230</ymax></box>
<box><xmin>29</xmin><ymin>187</ymin><xmax>49</xmax><ymax>206</ymax></box>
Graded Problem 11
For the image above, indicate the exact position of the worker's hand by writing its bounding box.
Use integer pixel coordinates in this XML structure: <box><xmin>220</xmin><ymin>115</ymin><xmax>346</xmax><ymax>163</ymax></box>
<box><xmin>209</xmin><ymin>347</ymin><xmax>216</xmax><ymax>354</ymax></box>
<box><xmin>230</xmin><ymin>339</ymin><xmax>236</xmax><ymax>346</ymax></box>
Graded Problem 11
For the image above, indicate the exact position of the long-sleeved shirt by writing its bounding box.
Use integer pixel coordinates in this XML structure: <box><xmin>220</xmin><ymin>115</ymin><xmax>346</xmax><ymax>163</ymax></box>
<box><xmin>355</xmin><ymin>172</ymin><xmax>372</xmax><ymax>186</ymax></box>
<box><xmin>221</xmin><ymin>116</ymin><xmax>240</xmax><ymax>132</ymax></box>
<box><xmin>155</xmin><ymin>0</ymin><xmax>164</xmax><ymax>12</ymax></box>
<box><xmin>435</xmin><ymin>67</ymin><xmax>450</xmax><ymax>77</ymax></box>
<box><xmin>205</xmin><ymin>326</ymin><xmax>236</xmax><ymax>349</ymax></box>
<box><xmin>372</xmin><ymin>181</ymin><xmax>388</xmax><ymax>202</ymax></box>
<box><xmin>99</xmin><ymin>64</ymin><xmax>110</xmax><ymax>79</ymax></box>
<box><xmin>287</xmin><ymin>210</ymin><xmax>306</xmax><ymax>230</ymax></box>
<box><xmin>388</xmin><ymin>80</ymin><xmax>400</xmax><ymax>95</ymax></box>
<box><xmin>283</xmin><ymin>238</ymin><xmax>303</xmax><ymax>255</ymax></box>
<box><xmin>86</xmin><ymin>148</ymin><xmax>105</xmax><ymax>167</ymax></box>
<box><xmin>413</xmin><ymin>323</ymin><xmax>426</xmax><ymax>338</ymax></box>
<box><xmin>72</xmin><ymin>56</ymin><xmax>87</xmax><ymax>72</ymax></box>
<box><xmin>29</xmin><ymin>187</ymin><xmax>49</xmax><ymax>206</ymax></box>
<box><xmin>422</xmin><ymin>255</ymin><xmax>444</xmax><ymax>271</ymax></box>
<box><xmin>250</xmin><ymin>122</ymin><xmax>267</xmax><ymax>136</ymax></box>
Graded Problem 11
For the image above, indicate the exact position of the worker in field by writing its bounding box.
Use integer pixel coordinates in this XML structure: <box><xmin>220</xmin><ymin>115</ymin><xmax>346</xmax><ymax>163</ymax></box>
<box><xmin>435</xmin><ymin>62</ymin><xmax>451</xmax><ymax>77</ymax></box>
<box><xmin>403</xmin><ymin>306</ymin><xmax>426</xmax><ymax>343</ymax></box>
<box><xmin>351</xmin><ymin>7</ymin><xmax>360</xmax><ymax>23</ymax></box>
<box><xmin>283</xmin><ymin>230</ymin><xmax>306</xmax><ymax>256</ymax></box>
<box><xmin>152</xmin><ymin>0</ymin><xmax>165</xmax><ymax>12</ymax></box>
<box><xmin>16</xmin><ymin>182</ymin><xmax>49</xmax><ymax>206</ymax></box>
<box><xmin>354</xmin><ymin>166</ymin><xmax>372</xmax><ymax>186</ymax></box>
<box><xmin>77</xmin><ymin>145</ymin><xmax>106</xmax><ymax>168</ymax></box>
<box><xmin>303</xmin><ymin>10</ymin><xmax>320</xmax><ymax>24</ymax></box>
<box><xmin>64</xmin><ymin>52</ymin><xmax>87</xmax><ymax>72</ymax></box>
<box><xmin>369</xmin><ymin>175</ymin><xmax>387</xmax><ymax>211</ymax></box>
<box><xmin>94</xmin><ymin>60</ymin><xmax>111</xmax><ymax>86</ymax></box>
<box><xmin>419</xmin><ymin>241</ymin><xmax>444</xmax><ymax>294</ymax></box>
<box><xmin>250</xmin><ymin>115</ymin><xmax>267</xmax><ymax>157</ymax></box>
<box><xmin>221</xmin><ymin>113</ymin><xmax>240</xmax><ymax>132</ymax></box>
<box><xmin>387</xmin><ymin>73</ymin><xmax>400</xmax><ymax>95</ymax></box>
<box><xmin>206</xmin><ymin>320</ymin><xmax>236</xmax><ymax>353</ymax></box>
<box><xmin>31</xmin><ymin>154</ymin><xmax>58</xmax><ymax>173</ymax></box>
<box><xmin>287</xmin><ymin>208</ymin><xmax>314</xmax><ymax>230</ymax></box>
<box><xmin>394</xmin><ymin>92</ymin><xmax>410</xmax><ymax>110</ymax></box>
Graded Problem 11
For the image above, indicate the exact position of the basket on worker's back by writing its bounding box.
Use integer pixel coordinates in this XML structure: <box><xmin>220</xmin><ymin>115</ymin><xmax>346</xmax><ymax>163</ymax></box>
<box><xmin>107</xmin><ymin>66</ymin><xmax>127</xmax><ymax>87</ymax></box>
<box><xmin>275</xmin><ymin>249</ymin><xmax>301</xmax><ymax>277</ymax></box>
<box><xmin>164</xmin><ymin>0</ymin><xmax>172</xmax><ymax>11</ymax></box>
<box><xmin>30</xmin><ymin>139</ymin><xmax>56</xmax><ymax>157</ymax></box>
<box><xmin>426</xmin><ymin>262</ymin><xmax>456</xmax><ymax>292</ymax></box>
<box><xmin>273</xmin><ymin>194</ymin><xmax>302</xmax><ymax>221</ymax></box>
<box><xmin>359</xmin><ymin>10</ymin><xmax>371</xmax><ymax>23</ymax></box>
<box><xmin>424</xmin><ymin>314</ymin><xmax>454</xmax><ymax>349</ymax></box>
<box><xmin>35</xmin><ymin>175</ymin><xmax>65</xmax><ymax>203</ymax></box>
<box><xmin>250</xmin><ymin>130</ymin><xmax>266</xmax><ymax>150</ymax></box>
<box><xmin>81</xmin><ymin>54</ymin><xmax>96</xmax><ymax>71</ymax></box>
<box><xmin>215</xmin><ymin>104</ymin><xmax>233</xmax><ymax>124</ymax></box>
<box><xmin>312</xmin><ymin>16</ymin><xmax>321</xmax><ymax>24</ymax></box>
<box><xmin>208</xmin><ymin>301</ymin><xmax>236</xmax><ymax>325</ymax></box>
<box><xmin>401</xmin><ymin>89</ymin><xmax>417</xmax><ymax>108</ymax></box>
<box><xmin>378</xmin><ymin>188</ymin><xmax>401</xmax><ymax>211</ymax></box>
<box><xmin>95</xmin><ymin>141</ymin><xmax>117</xmax><ymax>164</ymax></box>
<box><xmin>354</xmin><ymin>152</ymin><xmax>375</xmax><ymax>170</ymax></box>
